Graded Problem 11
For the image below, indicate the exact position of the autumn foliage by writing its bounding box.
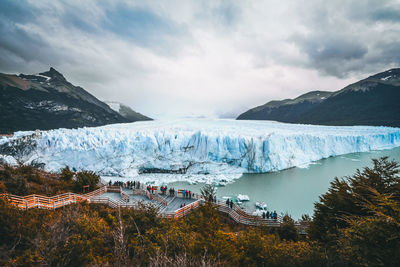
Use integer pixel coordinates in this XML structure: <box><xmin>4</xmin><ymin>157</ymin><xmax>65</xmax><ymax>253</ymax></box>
<box><xmin>0</xmin><ymin>157</ymin><xmax>399</xmax><ymax>266</ymax></box>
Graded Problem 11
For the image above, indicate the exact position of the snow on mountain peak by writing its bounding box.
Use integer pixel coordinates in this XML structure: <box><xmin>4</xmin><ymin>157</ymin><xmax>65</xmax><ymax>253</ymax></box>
<box><xmin>105</xmin><ymin>101</ymin><xmax>121</xmax><ymax>112</ymax></box>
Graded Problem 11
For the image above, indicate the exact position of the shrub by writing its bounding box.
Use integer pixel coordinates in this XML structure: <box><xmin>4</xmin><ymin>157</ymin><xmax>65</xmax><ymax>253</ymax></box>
<box><xmin>60</xmin><ymin>166</ymin><xmax>74</xmax><ymax>182</ymax></box>
<box><xmin>74</xmin><ymin>171</ymin><xmax>100</xmax><ymax>192</ymax></box>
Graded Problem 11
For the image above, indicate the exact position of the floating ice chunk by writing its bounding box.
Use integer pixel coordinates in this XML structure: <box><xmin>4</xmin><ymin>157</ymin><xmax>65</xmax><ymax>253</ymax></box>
<box><xmin>255</xmin><ymin>201</ymin><xmax>267</xmax><ymax>210</ymax></box>
<box><xmin>237</xmin><ymin>194</ymin><xmax>250</xmax><ymax>201</ymax></box>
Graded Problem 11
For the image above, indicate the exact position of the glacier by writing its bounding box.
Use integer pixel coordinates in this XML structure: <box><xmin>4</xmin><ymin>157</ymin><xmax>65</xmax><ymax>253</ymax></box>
<box><xmin>1</xmin><ymin>119</ymin><xmax>400</xmax><ymax>184</ymax></box>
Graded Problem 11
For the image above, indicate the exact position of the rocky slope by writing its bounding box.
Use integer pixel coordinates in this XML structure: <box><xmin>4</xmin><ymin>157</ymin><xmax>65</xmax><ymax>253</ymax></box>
<box><xmin>237</xmin><ymin>68</ymin><xmax>400</xmax><ymax>127</ymax></box>
<box><xmin>0</xmin><ymin>68</ymin><xmax>151</xmax><ymax>133</ymax></box>
<box><xmin>105</xmin><ymin>101</ymin><xmax>152</xmax><ymax>121</ymax></box>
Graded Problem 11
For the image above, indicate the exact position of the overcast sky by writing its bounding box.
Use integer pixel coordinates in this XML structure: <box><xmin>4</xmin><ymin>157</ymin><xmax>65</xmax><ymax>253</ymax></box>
<box><xmin>1</xmin><ymin>0</ymin><xmax>400</xmax><ymax>119</ymax></box>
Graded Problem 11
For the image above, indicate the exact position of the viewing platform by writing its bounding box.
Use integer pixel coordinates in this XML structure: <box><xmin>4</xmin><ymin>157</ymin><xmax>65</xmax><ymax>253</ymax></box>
<box><xmin>0</xmin><ymin>184</ymin><xmax>307</xmax><ymax>232</ymax></box>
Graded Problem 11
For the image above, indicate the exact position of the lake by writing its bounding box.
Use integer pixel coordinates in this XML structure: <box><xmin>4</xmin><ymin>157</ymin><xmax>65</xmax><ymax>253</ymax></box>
<box><xmin>167</xmin><ymin>146</ymin><xmax>400</xmax><ymax>219</ymax></box>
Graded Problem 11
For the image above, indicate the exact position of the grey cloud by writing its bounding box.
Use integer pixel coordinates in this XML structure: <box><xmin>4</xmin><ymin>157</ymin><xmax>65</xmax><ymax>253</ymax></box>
<box><xmin>0</xmin><ymin>0</ymin><xmax>399</xmax><ymax>118</ymax></box>
<box><xmin>288</xmin><ymin>0</ymin><xmax>400</xmax><ymax>78</ymax></box>
<box><xmin>291</xmin><ymin>34</ymin><xmax>369</xmax><ymax>77</ymax></box>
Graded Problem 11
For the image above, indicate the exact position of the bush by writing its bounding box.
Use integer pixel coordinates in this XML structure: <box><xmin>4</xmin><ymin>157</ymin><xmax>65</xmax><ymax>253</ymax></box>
<box><xmin>277</xmin><ymin>215</ymin><xmax>299</xmax><ymax>241</ymax></box>
<box><xmin>309</xmin><ymin>157</ymin><xmax>400</xmax><ymax>265</ymax></box>
<box><xmin>60</xmin><ymin>166</ymin><xmax>74</xmax><ymax>182</ymax></box>
<box><xmin>74</xmin><ymin>171</ymin><xmax>100</xmax><ymax>192</ymax></box>
<box><xmin>4</xmin><ymin>176</ymin><xmax>27</xmax><ymax>195</ymax></box>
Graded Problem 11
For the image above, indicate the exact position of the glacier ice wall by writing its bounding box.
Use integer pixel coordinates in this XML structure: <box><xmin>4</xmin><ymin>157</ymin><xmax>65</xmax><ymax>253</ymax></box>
<box><xmin>1</xmin><ymin>119</ymin><xmax>400</xmax><ymax>183</ymax></box>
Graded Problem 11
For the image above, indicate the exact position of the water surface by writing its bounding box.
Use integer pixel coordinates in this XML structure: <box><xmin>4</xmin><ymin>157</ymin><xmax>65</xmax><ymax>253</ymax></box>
<box><xmin>167</xmin><ymin>147</ymin><xmax>400</xmax><ymax>219</ymax></box>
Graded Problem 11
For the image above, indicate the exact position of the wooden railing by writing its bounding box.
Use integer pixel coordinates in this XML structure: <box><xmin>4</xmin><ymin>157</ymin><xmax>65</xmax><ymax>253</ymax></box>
<box><xmin>2</xmin><ymin>192</ymin><xmax>88</xmax><ymax>210</ymax></box>
<box><xmin>151</xmin><ymin>193</ymin><xmax>168</xmax><ymax>206</ymax></box>
<box><xmin>84</xmin><ymin>186</ymin><xmax>107</xmax><ymax>199</ymax></box>
<box><xmin>90</xmin><ymin>197</ymin><xmax>135</xmax><ymax>209</ymax></box>
<box><xmin>105</xmin><ymin>186</ymin><xmax>130</xmax><ymax>202</ymax></box>
<box><xmin>1</xmin><ymin>185</ymin><xmax>109</xmax><ymax>210</ymax></box>
<box><xmin>163</xmin><ymin>199</ymin><xmax>202</xmax><ymax>219</ymax></box>
<box><xmin>0</xmin><ymin>186</ymin><xmax>305</xmax><ymax>231</ymax></box>
<box><xmin>120</xmin><ymin>191</ymin><xmax>130</xmax><ymax>202</ymax></box>
<box><xmin>216</xmin><ymin>201</ymin><xmax>282</xmax><ymax>227</ymax></box>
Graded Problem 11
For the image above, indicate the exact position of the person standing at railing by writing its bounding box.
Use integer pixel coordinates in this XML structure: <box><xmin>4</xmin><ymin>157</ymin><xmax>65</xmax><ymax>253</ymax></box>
<box><xmin>229</xmin><ymin>200</ymin><xmax>233</xmax><ymax>209</ymax></box>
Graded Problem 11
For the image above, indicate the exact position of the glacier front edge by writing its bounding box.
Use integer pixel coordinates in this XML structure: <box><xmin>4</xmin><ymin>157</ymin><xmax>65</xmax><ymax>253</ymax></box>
<box><xmin>1</xmin><ymin>119</ymin><xmax>400</xmax><ymax>184</ymax></box>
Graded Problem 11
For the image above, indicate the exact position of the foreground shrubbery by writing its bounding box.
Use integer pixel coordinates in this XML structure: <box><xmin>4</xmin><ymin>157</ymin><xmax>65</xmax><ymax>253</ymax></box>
<box><xmin>0</xmin><ymin>157</ymin><xmax>399</xmax><ymax>266</ymax></box>
<box><xmin>0</xmin><ymin>165</ymin><xmax>99</xmax><ymax>195</ymax></box>
<box><xmin>0</xmin><ymin>201</ymin><xmax>325</xmax><ymax>266</ymax></box>
<box><xmin>309</xmin><ymin>157</ymin><xmax>400</xmax><ymax>266</ymax></box>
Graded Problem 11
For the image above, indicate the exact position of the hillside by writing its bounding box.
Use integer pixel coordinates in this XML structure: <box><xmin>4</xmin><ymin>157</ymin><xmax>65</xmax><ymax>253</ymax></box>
<box><xmin>105</xmin><ymin>101</ymin><xmax>152</xmax><ymax>121</ymax></box>
<box><xmin>0</xmin><ymin>68</ymin><xmax>151</xmax><ymax>133</ymax></box>
<box><xmin>237</xmin><ymin>68</ymin><xmax>400</xmax><ymax>127</ymax></box>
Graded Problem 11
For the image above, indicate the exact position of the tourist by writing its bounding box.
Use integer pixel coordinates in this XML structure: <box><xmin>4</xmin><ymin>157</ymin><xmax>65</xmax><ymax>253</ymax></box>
<box><xmin>213</xmin><ymin>195</ymin><xmax>217</xmax><ymax>203</ymax></box>
<box><xmin>262</xmin><ymin>212</ymin><xmax>266</xmax><ymax>219</ymax></box>
<box><xmin>266</xmin><ymin>211</ymin><xmax>270</xmax><ymax>219</ymax></box>
<box><xmin>108</xmin><ymin>180</ymin><xmax>112</xmax><ymax>186</ymax></box>
<box><xmin>189</xmin><ymin>190</ymin><xmax>191</xmax><ymax>199</ymax></box>
<box><xmin>230</xmin><ymin>200</ymin><xmax>233</xmax><ymax>209</ymax></box>
<box><xmin>151</xmin><ymin>186</ymin><xmax>154</xmax><ymax>194</ymax></box>
<box><xmin>226</xmin><ymin>199</ymin><xmax>229</xmax><ymax>206</ymax></box>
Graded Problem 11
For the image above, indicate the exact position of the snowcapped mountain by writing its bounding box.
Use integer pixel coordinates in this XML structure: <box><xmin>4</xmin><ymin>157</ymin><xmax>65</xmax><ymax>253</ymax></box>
<box><xmin>0</xmin><ymin>68</ymin><xmax>151</xmax><ymax>133</ymax></box>
<box><xmin>237</xmin><ymin>68</ymin><xmax>400</xmax><ymax>127</ymax></box>
<box><xmin>104</xmin><ymin>101</ymin><xmax>152</xmax><ymax>122</ymax></box>
<box><xmin>1</xmin><ymin>119</ymin><xmax>399</xmax><ymax>184</ymax></box>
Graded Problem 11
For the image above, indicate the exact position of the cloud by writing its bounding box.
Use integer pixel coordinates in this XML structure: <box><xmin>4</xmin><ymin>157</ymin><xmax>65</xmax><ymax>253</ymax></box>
<box><xmin>0</xmin><ymin>0</ymin><xmax>399</xmax><ymax>118</ymax></box>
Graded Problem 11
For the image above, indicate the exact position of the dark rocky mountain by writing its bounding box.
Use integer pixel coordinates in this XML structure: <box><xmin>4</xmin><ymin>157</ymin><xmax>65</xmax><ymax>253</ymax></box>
<box><xmin>0</xmin><ymin>68</ymin><xmax>151</xmax><ymax>133</ymax></box>
<box><xmin>104</xmin><ymin>101</ymin><xmax>152</xmax><ymax>122</ymax></box>
<box><xmin>237</xmin><ymin>68</ymin><xmax>400</xmax><ymax>127</ymax></box>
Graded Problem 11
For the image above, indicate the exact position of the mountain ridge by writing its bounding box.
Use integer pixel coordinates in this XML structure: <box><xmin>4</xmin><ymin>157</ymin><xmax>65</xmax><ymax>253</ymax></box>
<box><xmin>0</xmin><ymin>68</ymin><xmax>151</xmax><ymax>133</ymax></box>
<box><xmin>237</xmin><ymin>68</ymin><xmax>400</xmax><ymax>127</ymax></box>
<box><xmin>104</xmin><ymin>101</ymin><xmax>152</xmax><ymax>121</ymax></box>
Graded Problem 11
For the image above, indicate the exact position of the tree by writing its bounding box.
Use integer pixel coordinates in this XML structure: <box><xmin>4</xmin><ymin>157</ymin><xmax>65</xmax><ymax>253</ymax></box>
<box><xmin>200</xmin><ymin>184</ymin><xmax>216</xmax><ymax>202</ymax></box>
<box><xmin>277</xmin><ymin>215</ymin><xmax>299</xmax><ymax>241</ymax></box>
<box><xmin>336</xmin><ymin>187</ymin><xmax>400</xmax><ymax>266</ymax></box>
<box><xmin>309</xmin><ymin>157</ymin><xmax>400</xmax><ymax>265</ymax></box>
<box><xmin>310</xmin><ymin>157</ymin><xmax>400</xmax><ymax>242</ymax></box>
<box><xmin>60</xmin><ymin>166</ymin><xmax>74</xmax><ymax>182</ymax></box>
<box><xmin>74</xmin><ymin>171</ymin><xmax>100</xmax><ymax>192</ymax></box>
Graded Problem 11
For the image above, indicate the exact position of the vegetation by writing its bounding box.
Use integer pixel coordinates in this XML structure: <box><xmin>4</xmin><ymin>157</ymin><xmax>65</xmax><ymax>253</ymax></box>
<box><xmin>0</xmin><ymin>165</ymin><xmax>99</xmax><ymax>196</ymax></box>
<box><xmin>0</xmin><ymin>157</ymin><xmax>399</xmax><ymax>266</ymax></box>
<box><xmin>309</xmin><ymin>156</ymin><xmax>400</xmax><ymax>266</ymax></box>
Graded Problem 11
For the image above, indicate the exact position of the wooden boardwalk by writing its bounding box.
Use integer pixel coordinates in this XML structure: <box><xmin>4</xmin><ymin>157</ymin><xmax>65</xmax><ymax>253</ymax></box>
<box><xmin>0</xmin><ymin>185</ymin><xmax>307</xmax><ymax>231</ymax></box>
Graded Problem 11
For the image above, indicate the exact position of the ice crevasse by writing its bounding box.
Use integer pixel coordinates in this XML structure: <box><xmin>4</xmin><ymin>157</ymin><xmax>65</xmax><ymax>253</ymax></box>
<box><xmin>1</xmin><ymin>119</ymin><xmax>400</xmax><ymax>183</ymax></box>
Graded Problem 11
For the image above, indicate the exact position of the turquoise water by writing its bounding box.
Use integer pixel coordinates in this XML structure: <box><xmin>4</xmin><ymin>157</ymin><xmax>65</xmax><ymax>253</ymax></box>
<box><xmin>167</xmin><ymin>147</ymin><xmax>400</xmax><ymax>219</ymax></box>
